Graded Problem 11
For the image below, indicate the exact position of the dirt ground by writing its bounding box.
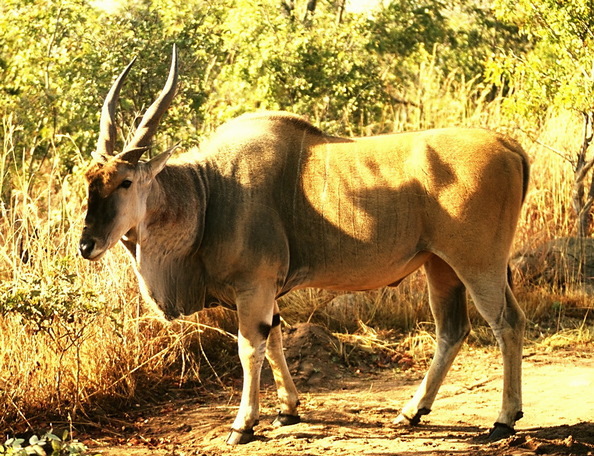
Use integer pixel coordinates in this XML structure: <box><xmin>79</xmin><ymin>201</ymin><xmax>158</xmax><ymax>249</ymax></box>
<box><xmin>85</xmin><ymin>324</ymin><xmax>594</xmax><ymax>456</ymax></box>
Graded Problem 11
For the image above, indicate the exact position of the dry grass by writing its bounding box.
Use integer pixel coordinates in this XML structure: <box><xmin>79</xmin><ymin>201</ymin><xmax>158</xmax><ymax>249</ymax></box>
<box><xmin>0</xmin><ymin>72</ymin><xmax>593</xmax><ymax>433</ymax></box>
<box><xmin>0</xmin><ymin>124</ymin><xmax>238</xmax><ymax>431</ymax></box>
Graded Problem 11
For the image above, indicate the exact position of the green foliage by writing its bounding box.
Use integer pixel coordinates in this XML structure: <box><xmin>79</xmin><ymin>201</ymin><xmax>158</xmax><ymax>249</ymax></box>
<box><xmin>0</xmin><ymin>0</ymin><xmax>522</xmax><ymax>166</ymax></box>
<box><xmin>207</xmin><ymin>6</ymin><xmax>386</xmax><ymax>134</ymax></box>
<box><xmin>488</xmin><ymin>0</ymin><xmax>594</xmax><ymax>235</ymax></box>
<box><xmin>367</xmin><ymin>0</ymin><xmax>448</xmax><ymax>58</ymax></box>
<box><xmin>488</xmin><ymin>0</ymin><xmax>594</xmax><ymax>123</ymax></box>
<box><xmin>368</xmin><ymin>0</ymin><xmax>526</xmax><ymax>92</ymax></box>
<box><xmin>0</xmin><ymin>257</ymin><xmax>104</xmax><ymax>365</ymax></box>
<box><xmin>443</xmin><ymin>2</ymin><xmax>529</xmax><ymax>83</ymax></box>
<box><xmin>1</xmin><ymin>431</ymin><xmax>86</xmax><ymax>456</ymax></box>
<box><xmin>0</xmin><ymin>259</ymin><xmax>100</xmax><ymax>323</ymax></box>
<box><xmin>0</xmin><ymin>0</ymin><xmax>98</xmax><ymax>162</ymax></box>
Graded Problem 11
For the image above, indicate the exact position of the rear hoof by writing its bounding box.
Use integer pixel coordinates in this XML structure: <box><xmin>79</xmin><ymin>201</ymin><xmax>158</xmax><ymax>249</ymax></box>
<box><xmin>488</xmin><ymin>422</ymin><xmax>516</xmax><ymax>441</ymax></box>
<box><xmin>394</xmin><ymin>407</ymin><xmax>431</xmax><ymax>426</ymax></box>
<box><xmin>226</xmin><ymin>428</ymin><xmax>255</xmax><ymax>445</ymax></box>
<box><xmin>273</xmin><ymin>413</ymin><xmax>301</xmax><ymax>427</ymax></box>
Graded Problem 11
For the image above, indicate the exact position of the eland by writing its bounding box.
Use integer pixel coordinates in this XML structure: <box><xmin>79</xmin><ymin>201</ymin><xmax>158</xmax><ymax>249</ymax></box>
<box><xmin>79</xmin><ymin>47</ymin><xmax>529</xmax><ymax>444</ymax></box>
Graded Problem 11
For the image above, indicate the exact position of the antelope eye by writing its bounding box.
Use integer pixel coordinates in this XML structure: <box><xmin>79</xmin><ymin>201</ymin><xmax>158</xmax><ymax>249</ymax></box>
<box><xmin>119</xmin><ymin>180</ymin><xmax>132</xmax><ymax>189</ymax></box>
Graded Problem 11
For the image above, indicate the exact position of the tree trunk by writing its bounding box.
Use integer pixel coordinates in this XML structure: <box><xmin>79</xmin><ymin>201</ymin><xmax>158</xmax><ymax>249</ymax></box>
<box><xmin>572</xmin><ymin>111</ymin><xmax>594</xmax><ymax>237</ymax></box>
<box><xmin>336</xmin><ymin>0</ymin><xmax>346</xmax><ymax>25</ymax></box>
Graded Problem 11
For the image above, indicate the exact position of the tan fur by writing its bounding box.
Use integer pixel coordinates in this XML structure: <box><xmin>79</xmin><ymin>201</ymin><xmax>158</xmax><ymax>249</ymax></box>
<box><xmin>84</xmin><ymin>159</ymin><xmax>133</xmax><ymax>197</ymax></box>
<box><xmin>82</xmin><ymin>103</ymin><xmax>528</xmax><ymax>443</ymax></box>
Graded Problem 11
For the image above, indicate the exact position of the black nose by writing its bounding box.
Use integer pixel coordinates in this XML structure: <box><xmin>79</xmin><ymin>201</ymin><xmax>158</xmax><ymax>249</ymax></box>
<box><xmin>79</xmin><ymin>239</ymin><xmax>96</xmax><ymax>259</ymax></box>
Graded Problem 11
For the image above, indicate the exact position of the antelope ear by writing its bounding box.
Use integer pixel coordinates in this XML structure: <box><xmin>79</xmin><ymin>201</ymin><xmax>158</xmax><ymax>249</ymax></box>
<box><xmin>146</xmin><ymin>144</ymin><xmax>179</xmax><ymax>177</ymax></box>
<box><xmin>116</xmin><ymin>146</ymin><xmax>149</xmax><ymax>165</ymax></box>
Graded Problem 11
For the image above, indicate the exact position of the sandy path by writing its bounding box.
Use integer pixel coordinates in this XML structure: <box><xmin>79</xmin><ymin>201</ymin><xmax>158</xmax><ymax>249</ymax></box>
<box><xmin>89</xmin><ymin>345</ymin><xmax>594</xmax><ymax>456</ymax></box>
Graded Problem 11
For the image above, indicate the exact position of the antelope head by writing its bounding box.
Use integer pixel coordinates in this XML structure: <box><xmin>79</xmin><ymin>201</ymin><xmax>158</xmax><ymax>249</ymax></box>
<box><xmin>79</xmin><ymin>46</ymin><xmax>178</xmax><ymax>261</ymax></box>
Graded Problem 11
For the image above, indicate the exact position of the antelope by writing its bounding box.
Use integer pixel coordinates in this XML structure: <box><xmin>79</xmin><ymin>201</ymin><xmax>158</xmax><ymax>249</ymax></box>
<box><xmin>79</xmin><ymin>47</ymin><xmax>529</xmax><ymax>445</ymax></box>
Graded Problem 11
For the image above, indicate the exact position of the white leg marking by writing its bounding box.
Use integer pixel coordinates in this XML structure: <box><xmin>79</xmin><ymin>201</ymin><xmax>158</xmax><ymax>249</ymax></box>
<box><xmin>230</xmin><ymin>287</ymin><xmax>276</xmax><ymax>438</ymax></box>
<box><xmin>266</xmin><ymin>319</ymin><xmax>299</xmax><ymax>417</ymax></box>
<box><xmin>232</xmin><ymin>328</ymin><xmax>267</xmax><ymax>432</ymax></box>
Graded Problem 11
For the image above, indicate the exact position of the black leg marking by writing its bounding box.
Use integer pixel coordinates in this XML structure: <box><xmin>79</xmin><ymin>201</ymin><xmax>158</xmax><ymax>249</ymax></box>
<box><xmin>258</xmin><ymin>314</ymin><xmax>280</xmax><ymax>339</ymax></box>
<box><xmin>271</xmin><ymin>313</ymin><xmax>281</xmax><ymax>327</ymax></box>
<box><xmin>258</xmin><ymin>322</ymin><xmax>272</xmax><ymax>339</ymax></box>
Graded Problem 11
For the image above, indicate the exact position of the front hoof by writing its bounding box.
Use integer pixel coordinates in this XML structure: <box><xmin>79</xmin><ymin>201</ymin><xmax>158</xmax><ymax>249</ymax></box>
<box><xmin>394</xmin><ymin>413</ymin><xmax>412</xmax><ymax>426</ymax></box>
<box><xmin>488</xmin><ymin>422</ymin><xmax>516</xmax><ymax>441</ymax></box>
<box><xmin>273</xmin><ymin>413</ymin><xmax>301</xmax><ymax>427</ymax></box>
<box><xmin>394</xmin><ymin>407</ymin><xmax>431</xmax><ymax>426</ymax></box>
<box><xmin>226</xmin><ymin>428</ymin><xmax>255</xmax><ymax>445</ymax></box>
